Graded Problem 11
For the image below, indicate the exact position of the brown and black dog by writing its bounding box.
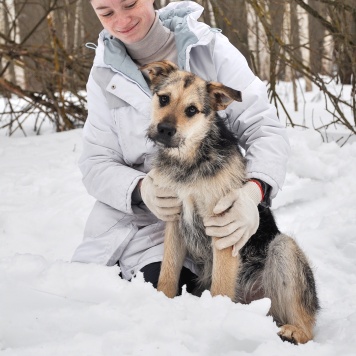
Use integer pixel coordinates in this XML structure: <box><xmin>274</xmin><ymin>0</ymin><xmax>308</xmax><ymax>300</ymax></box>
<box><xmin>141</xmin><ymin>60</ymin><xmax>319</xmax><ymax>344</ymax></box>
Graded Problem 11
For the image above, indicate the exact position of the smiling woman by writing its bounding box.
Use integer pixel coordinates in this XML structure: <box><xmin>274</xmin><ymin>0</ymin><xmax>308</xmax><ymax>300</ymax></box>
<box><xmin>73</xmin><ymin>1</ymin><xmax>291</xmax><ymax>300</ymax></box>
<box><xmin>90</xmin><ymin>0</ymin><xmax>155</xmax><ymax>44</ymax></box>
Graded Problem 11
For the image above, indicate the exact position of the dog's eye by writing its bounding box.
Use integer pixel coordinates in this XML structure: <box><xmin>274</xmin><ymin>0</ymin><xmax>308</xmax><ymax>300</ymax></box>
<box><xmin>158</xmin><ymin>95</ymin><xmax>170</xmax><ymax>107</ymax></box>
<box><xmin>185</xmin><ymin>106</ymin><xmax>198</xmax><ymax>117</ymax></box>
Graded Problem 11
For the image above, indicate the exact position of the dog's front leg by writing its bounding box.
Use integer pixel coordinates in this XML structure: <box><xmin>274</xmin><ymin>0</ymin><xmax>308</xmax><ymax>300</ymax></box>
<box><xmin>210</xmin><ymin>236</ymin><xmax>240</xmax><ymax>300</ymax></box>
<box><xmin>157</xmin><ymin>221</ymin><xmax>187</xmax><ymax>298</ymax></box>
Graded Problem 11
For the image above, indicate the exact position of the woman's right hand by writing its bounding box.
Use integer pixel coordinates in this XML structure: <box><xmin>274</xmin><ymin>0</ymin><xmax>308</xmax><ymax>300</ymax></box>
<box><xmin>140</xmin><ymin>172</ymin><xmax>182</xmax><ymax>221</ymax></box>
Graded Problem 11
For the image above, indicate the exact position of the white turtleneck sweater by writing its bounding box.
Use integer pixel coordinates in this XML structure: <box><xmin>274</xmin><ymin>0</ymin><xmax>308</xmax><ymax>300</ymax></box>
<box><xmin>124</xmin><ymin>14</ymin><xmax>178</xmax><ymax>67</ymax></box>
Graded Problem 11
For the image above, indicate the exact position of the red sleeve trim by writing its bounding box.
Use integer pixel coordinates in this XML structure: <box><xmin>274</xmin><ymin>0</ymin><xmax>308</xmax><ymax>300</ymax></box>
<box><xmin>249</xmin><ymin>179</ymin><xmax>265</xmax><ymax>201</ymax></box>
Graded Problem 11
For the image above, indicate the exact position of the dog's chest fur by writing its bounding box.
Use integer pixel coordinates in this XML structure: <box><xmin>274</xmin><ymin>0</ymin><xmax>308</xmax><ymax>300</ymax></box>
<box><xmin>152</xmin><ymin>127</ymin><xmax>246</xmax><ymax>271</ymax></box>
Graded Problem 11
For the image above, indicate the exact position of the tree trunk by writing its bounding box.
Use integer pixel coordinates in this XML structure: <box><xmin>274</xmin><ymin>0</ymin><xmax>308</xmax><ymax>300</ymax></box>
<box><xmin>328</xmin><ymin>0</ymin><xmax>356</xmax><ymax>84</ymax></box>
<box><xmin>13</xmin><ymin>0</ymin><xmax>54</xmax><ymax>91</ymax></box>
<box><xmin>290</xmin><ymin>1</ymin><xmax>302</xmax><ymax>73</ymax></box>
<box><xmin>308</xmin><ymin>0</ymin><xmax>325</xmax><ymax>75</ymax></box>
<box><xmin>1</xmin><ymin>2</ymin><xmax>17</xmax><ymax>90</ymax></box>
<box><xmin>198</xmin><ymin>0</ymin><xmax>213</xmax><ymax>27</ymax></box>
<box><xmin>268</xmin><ymin>0</ymin><xmax>285</xmax><ymax>102</ymax></box>
<box><xmin>210</xmin><ymin>0</ymin><xmax>251</xmax><ymax>69</ymax></box>
<box><xmin>82</xmin><ymin>0</ymin><xmax>105</xmax><ymax>44</ymax></box>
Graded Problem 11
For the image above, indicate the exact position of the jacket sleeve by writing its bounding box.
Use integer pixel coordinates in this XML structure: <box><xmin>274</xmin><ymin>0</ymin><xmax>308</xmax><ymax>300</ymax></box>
<box><xmin>213</xmin><ymin>33</ymin><xmax>291</xmax><ymax>199</ymax></box>
<box><xmin>78</xmin><ymin>72</ymin><xmax>146</xmax><ymax>214</ymax></box>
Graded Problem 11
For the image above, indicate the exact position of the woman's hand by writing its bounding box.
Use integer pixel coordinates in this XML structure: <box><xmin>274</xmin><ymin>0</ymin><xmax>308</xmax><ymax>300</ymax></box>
<box><xmin>204</xmin><ymin>182</ymin><xmax>262</xmax><ymax>256</ymax></box>
<box><xmin>140</xmin><ymin>171</ymin><xmax>182</xmax><ymax>221</ymax></box>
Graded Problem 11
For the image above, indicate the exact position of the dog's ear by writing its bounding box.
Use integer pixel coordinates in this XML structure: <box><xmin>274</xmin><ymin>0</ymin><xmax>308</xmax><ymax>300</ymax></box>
<box><xmin>140</xmin><ymin>60</ymin><xmax>179</xmax><ymax>89</ymax></box>
<box><xmin>207</xmin><ymin>82</ymin><xmax>242</xmax><ymax>111</ymax></box>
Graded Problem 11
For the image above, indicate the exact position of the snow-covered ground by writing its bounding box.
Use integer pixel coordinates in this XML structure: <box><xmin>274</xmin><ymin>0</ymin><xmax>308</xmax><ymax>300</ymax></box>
<box><xmin>1</xmin><ymin>81</ymin><xmax>356</xmax><ymax>355</ymax></box>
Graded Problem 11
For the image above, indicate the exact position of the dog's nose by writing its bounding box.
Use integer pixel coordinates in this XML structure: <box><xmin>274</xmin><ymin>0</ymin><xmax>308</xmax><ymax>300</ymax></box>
<box><xmin>157</xmin><ymin>123</ymin><xmax>176</xmax><ymax>138</ymax></box>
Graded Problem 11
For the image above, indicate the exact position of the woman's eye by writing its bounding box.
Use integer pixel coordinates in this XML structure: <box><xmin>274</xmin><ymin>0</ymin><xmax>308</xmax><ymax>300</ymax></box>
<box><xmin>125</xmin><ymin>1</ymin><xmax>137</xmax><ymax>9</ymax></box>
<box><xmin>185</xmin><ymin>106</ymin><xmax>198</xmax><ymax>117</ymax></box>
<box><xmin>101</xmin><ymin>12</ymin><xmax>113</xmax><ymax>17</ymax></box>
<box><xmin>159</xmin><ymin>95</ymin><xmax>170</xmax><ymax>107</ymax></box>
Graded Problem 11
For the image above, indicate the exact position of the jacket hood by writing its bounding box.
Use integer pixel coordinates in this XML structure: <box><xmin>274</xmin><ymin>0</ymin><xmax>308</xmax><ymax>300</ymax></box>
<box><xmin>157</xmin><ymin>1</ymin><xmax>204</xmax><ymax>28</ymax></box>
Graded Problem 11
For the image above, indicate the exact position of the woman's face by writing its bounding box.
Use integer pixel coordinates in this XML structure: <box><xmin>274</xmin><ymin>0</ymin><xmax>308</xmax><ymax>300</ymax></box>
<box><xmin>91</xmin><ymin>0</ymin><xmax>155</xmax><ymax>44</ymax></box>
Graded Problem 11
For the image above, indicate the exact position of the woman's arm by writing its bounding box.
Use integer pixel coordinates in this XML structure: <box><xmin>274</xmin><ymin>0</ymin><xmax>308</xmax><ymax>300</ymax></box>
<box><xmin>213</xmin><ymin>33</ymin><xmax>291</xmax><ymax>198</ymax></box>
<box><xmin>79</xmin><ymin>73</ymin><xmax>146</xmax><ymax>214</ymax></box>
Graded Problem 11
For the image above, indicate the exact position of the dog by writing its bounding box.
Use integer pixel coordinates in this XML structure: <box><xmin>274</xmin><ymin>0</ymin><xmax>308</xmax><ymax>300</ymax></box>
<box><xmin>140</xmin><ymin>60</ymin><xmax>319</xmax><ymax>344</ymax></box>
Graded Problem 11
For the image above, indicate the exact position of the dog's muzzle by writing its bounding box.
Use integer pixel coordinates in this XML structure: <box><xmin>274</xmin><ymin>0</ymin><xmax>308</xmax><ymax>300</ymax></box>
<box><xmin>148</xmin><ymin>123</ymin><xmax>180</xmax><ymax>148</ymax></box>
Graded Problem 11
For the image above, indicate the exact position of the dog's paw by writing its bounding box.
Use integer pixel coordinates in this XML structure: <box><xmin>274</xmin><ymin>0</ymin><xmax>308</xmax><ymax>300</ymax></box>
<box><xmin>278</xmin><ymin>324</ymin><xmax>311</xmax><ymax>345</ymax></box>
<box><xmin>157</xmin><ymin>282</ymin><xmax>177</xmax><ymax>298</ymax></box>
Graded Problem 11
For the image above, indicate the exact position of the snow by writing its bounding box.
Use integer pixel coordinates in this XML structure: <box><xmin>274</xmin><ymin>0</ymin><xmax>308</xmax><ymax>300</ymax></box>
<box><xmin>1</xmin><ymin>84</ymin><xmax>356</xmax><ymax>355</ymax></box>
<box><xmin>277</xmin><ymin>79</ymin><xmax>356</xmax><ymax>146</ymax></box>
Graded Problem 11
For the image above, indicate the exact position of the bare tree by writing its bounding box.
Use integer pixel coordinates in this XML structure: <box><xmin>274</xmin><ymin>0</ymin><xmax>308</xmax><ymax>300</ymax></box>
<box><xmin>0</xmin><ymin>0</ymin><xmax>101</xmax><ymax>135</ymax></box>
<box><xmin>1</xmin><ymin>0</ymin><xmax>355</xmax><ymax>139</ymax></box>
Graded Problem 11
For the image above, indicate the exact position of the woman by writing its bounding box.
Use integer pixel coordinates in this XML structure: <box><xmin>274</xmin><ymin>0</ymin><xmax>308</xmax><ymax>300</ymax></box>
<box><xmin>72</xmin><ymin>0</ymin><xmax>290</xmax><ymax>292</ymax></box>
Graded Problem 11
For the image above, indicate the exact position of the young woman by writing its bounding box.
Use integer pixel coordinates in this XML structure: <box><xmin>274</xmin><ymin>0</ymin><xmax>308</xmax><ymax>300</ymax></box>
<box><xmin>72</xmin><ymin>0</ymin><xmax>290</xmax><ymax>292</ymax></box>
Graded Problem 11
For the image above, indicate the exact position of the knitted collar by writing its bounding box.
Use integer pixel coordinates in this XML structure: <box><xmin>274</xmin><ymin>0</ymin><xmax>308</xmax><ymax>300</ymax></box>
<box><xmin>124</xmin><ymin>14</ymin><xmax>171</xmax><ymax>62</ymax></box>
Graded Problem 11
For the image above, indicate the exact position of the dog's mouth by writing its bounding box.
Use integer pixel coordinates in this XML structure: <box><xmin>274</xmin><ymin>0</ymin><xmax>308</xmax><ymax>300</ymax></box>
<box><xmin>149</xmin><ymin>134</ymin><xmax>182</xmax><ymax>149</ymax></box>
<box><xmin>156</xmin><ymin>140</ymin><xmax>176</xmax><ymax>148</ymax></box>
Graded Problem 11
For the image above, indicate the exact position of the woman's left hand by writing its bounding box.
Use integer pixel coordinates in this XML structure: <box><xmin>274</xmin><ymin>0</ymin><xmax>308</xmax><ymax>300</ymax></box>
<box><xmin>203</xmin><ymin>182</ymin><xmax>262</xmax><ymax>256</ymax></box>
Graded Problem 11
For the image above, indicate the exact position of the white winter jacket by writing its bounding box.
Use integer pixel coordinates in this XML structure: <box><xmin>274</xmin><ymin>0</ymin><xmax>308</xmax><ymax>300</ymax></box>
<box><xmin>72</xmin><ymin>1</ymin><xmax>290</xmax><ymax>279</ymax></box>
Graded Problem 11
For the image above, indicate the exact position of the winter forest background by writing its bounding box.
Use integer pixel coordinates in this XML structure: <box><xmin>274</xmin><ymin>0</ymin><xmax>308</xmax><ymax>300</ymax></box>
<box><xmin>1</xmin><ymin>1</ymin><xmax>356</xmax><ymax>355</ymax></box>
<box><xmin>0</xmin><ymin>0</ymin><xmax>355</xmax><ymax>139</ymax></box>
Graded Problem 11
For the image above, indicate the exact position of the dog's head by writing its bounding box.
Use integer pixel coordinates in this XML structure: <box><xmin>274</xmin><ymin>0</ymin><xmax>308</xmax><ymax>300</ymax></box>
<box><xmin>141</xmin><ymin>60</ymin><xmax>242</xmax><ymax>151</ymax></box>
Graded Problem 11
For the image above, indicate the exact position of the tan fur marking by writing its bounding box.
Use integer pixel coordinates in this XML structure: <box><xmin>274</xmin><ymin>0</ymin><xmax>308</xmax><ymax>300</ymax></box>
<box><xmin>279</xmin><ymin>291</ymin><xmax>315</xmax><ymax>343</ymax></box>
<box><xmin>157</xmin><ymin>221</ymin><xmax>187</xmax><ymax>298</ymax></box>
<box><xmin>210</xmin><ymin>237</ymin><xmax>240</xmax><ymax>299</ymax></box>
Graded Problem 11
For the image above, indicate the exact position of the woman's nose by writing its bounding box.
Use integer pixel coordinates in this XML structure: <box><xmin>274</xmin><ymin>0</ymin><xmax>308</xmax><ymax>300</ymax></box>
<box><xmin>113</xmin><ymin>14</ymin><xmax>132</xmax><ymax>30</ymax></box>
